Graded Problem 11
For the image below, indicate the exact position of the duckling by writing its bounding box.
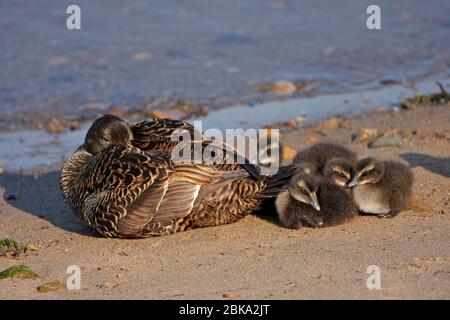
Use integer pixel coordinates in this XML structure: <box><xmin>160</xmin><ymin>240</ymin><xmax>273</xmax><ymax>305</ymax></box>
<box><xmin>349</xmin><ymin>157</ymin><xmax>413</xmax><ymax>218</ymax></box>
<box><xmin>293</xmin><ymin>142</ymin><xmax>357</xmax><ymax>175</ymax></box>
<box><xmin>322</xmin><ymin>158</ymin><xmax>356</xmax><ymax>188</ymax></box>
<box><xmin>60</xmin><ymin>115</ymin><xmax>295</xmax><ymax>237</ymax></box>
<box><xmin>275</xmin><ymin>173</ymin><xmax>357</xmax><ymax>229</ymax></box>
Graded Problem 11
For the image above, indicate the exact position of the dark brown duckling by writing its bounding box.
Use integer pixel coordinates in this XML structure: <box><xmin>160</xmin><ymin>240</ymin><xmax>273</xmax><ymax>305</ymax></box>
<box><xmin>293</xmin><ymin>142</ymin><xmax>357</xmax><ymax>175</ymax></box>
<box><xmin>322</xmin><ymin>158</ymin><xmax>356</xmax><ymax>188</ymax></box>
<box><xmin>275</xmin><ymin>173</ymin><xmax>357</xmax><ymax>229</ymax></box>
<box><xmin>349</xmin><ymin>157</ymin><xmax>414</xmax><ymax>218</ymax></box>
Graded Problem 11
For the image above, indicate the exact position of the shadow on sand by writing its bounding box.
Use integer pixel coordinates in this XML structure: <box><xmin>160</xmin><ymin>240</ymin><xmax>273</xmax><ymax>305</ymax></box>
<box><xmin>400</xmin><ymin>152</ymin><xmax>450</xmax><ymax>178</ymax></box>
<box><xmin>0</xmin><ymin>171</ymin><xmax>96</xmax><ymax>237</ymax></box>
<box><xmin>0</xmin><ymin>170</ymin><xmax>287</xmax><ymax>235</ymax></box>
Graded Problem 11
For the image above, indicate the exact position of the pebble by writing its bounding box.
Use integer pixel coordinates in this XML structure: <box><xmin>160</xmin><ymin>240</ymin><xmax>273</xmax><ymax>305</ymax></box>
<box><xmin>319</xmin><ymin>117</ymin><xmax>345</xmax><ymax>130</ymax></box>
<box><xmin>369</xmin><ymin>135</ymin><xmax>403</xmax><ymax>148</ymax></box>
<box><xmin>353</xmin><ymin>128</ymin><xmax>381</xmax><ymax>143</ymax></box>
<box><xmin>37</xmin><ymin>281</ymin><xmax>65</xmax><ymax>293</ymax></box>
<box><xmin>222</xmin><ymin>293</ymin><xmax>236</xmax><ymax>299</ymax></box>
<box><xmin>132</xmin><ymin>52</ymin><xmax>152</xmax><ymax>61</ymax></box>
<box><xmin>282</xmin><ymin>147</ymin><xmax>297</xmax><ymax>161</ymax></box>
<box><xmin>273</xmin><ymin>81</ymin><xmax>297</xmax><ymax>95</ymax></box>
<box><xmin>26</xmin><ymin>244</ymin><xmax>40</xmax><ymax>252</ymax></box>
<box><xmin>99</xmin><ymin>282</ymin><xmax>118</xmax><ymax>289</ymax></box>
<box><xmin>6</xmin><ymin>194</ymin><xmax>17</xmax><ymax>201</ymax></box>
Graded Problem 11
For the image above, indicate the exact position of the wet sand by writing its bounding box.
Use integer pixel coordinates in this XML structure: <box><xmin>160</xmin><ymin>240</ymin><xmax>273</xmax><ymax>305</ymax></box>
<box><xmin>1</xmin><ymin>0</ymin><xmax>449</xmax><ymax>130</ymax></box>
<box><xmin>0</xmin><ymin>104</ymin><xmax>448</xmax><ymax>299</ymax></box>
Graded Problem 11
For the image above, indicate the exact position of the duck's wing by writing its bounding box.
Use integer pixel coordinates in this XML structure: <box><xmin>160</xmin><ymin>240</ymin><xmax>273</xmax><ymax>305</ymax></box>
<box><xmin>131</xmin><ymin>119</ymin><xmax>261</xmax><ymax>179</ymax></box>
<box><xmin>86</xmin><ymin>146</ymin><xmax>251</xmax><ymax>237</ymax></box>
<box><xmin>78</xmin><ymin>145</ymin><xmax>172</xmax><ymax>237</ymax></box>
<box><xmin>131</xmin><ymin>118</ymin><xmax>201</xmax><ymax>152</ymax></box>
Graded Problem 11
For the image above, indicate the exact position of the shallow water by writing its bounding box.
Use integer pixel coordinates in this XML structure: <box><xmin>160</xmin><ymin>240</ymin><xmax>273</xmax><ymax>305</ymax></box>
<box><xmin>0</xmin><ymin>0</ymin><xmax>449</xmax><ymax>128</ymax></box>
<box><xmin>0</xmin><ymin>78</ymin><xmax>448</xmax><ymax>171</ymax></box>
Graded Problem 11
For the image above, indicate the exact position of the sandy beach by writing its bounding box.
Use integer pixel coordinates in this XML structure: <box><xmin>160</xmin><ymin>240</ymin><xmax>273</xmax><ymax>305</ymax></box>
<box><xmin>0</xmin><ymin>103</ymin><xmax>448</xmax><ymax>299</ymax></box>
<box><xmin>1</xmin><ymin>0</ymin><xmax>449</xmax><ymax>303</ymax></box>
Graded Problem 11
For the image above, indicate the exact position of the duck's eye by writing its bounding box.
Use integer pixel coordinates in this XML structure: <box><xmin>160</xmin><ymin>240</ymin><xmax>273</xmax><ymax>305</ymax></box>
<box><xmin>334</xmin><ymin>170</ymin><xmax>348</xmax><ymax>178</ymax></box>
<box><xmin>360</xmin><ymin>171</ymin><xmax>372</xmax><ymax>178</ymax></box>
<box><xmin>293</xmin><ymin>184</ymin><xmax>308</xmax><ymax>194</ymax></box>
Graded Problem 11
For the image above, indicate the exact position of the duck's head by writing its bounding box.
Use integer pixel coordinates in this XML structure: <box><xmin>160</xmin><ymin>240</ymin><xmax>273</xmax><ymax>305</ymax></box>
<box><xmin>323</xmin><ymin>158</ymin><xmax>356</xmax><ymax>188</ymax></box>
<box><xmin>349</xmin><ymin>157</ymin><xmax>384</xmax><ymax>187</ymax></box>
<box><xmin>84</xmin><ymin>114</ymin><xmax>134</xmax><ymax>155</ymax></box>
<box><xmin>288</xmin><ymin>173</ymin><xmax>321</xmax><ymax>212</ymax></box>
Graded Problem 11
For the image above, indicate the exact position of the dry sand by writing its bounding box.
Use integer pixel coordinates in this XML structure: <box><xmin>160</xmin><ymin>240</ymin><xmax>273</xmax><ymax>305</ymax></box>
<box><xmin>0</xmin><ymin>104</ymin><xmax>449</xmax><ymax>299</ymax></box>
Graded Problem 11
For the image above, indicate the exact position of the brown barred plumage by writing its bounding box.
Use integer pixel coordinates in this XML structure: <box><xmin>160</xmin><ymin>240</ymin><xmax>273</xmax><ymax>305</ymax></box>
<box><xmin>60</xmin><ymin>115</ymin><xmax>295</xmax><ymax>238</ymax></box>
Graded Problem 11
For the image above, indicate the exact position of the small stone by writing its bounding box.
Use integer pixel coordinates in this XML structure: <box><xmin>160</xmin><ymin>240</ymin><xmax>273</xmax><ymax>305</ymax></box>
<box><xmin>285</xmin><ymin>119</ymin><xmax>297</xmax><ymax>128</ymax></box>
<box><xmin>44</xmin><ymin>118</ymin><xmax>65</xmax><ymax>134</ymax></box>
<box><xmin>99</xmin><ymin>282</ymin><xmax>117</xmax><ymax>289</ymax></box>
<box><xmin>319</xmin><ymin>117</ymin><xmax>345</xmax><ymax>130</ymax></box>
<box><xmin>369</xmin><ymin>135</ymin><xmax>403</xmax><ymax>148</ymax></box>
<box><xmin>6</xmin><ymin>194</ymin><xmax>17</xmax><ymax>201</ymax></box>
<box><xmin>282</xmin><ymin>147</ymin><xmax>297</xmax><ymax>161</ymax></box>
<box><xmin>223</xmin><ymin>293</ymin><xmax>235</xmax><ymax>299</ymax></box>
<box><xmin>397</xmin><ymin>130</ymin><xmax>414</xmax><ymax>141</ymax></box>
<box><xmin>434</xmin><ymin>132</ymin><xmax>448</xmax><ymax>140</ymax></box>
<box><xmin>132</xmin><ymin>52</ymin><xmax>152</xmax><ymax>61</ymax></box>
<box><xmin>37</xmin><ymin>281</ymin><xmax>65</xmax><ymax>293</ymax></box>
<box><xmin>273</xmin><ymin>81</ymin><xmax>297</xmax><ymax>95</ymax></box>
<box><xmin>110</xmin><ymin>107</ymin><xmax>125</xmax><ymax>118</ymax></box>
<box><xmin>353</xmin><ymin>128</ymin><xmax>381</xmax><ymax>143</ymax></box>
<box><xmin>306</xmin><ymin>135</ymin><xmax>319</xmax><ymax>145</ymax></box>
<box><xmin>26</xmin><ymin>244</ymin><xmax>39</xmax><ymax>252</ymax></box>
<box><xmin>362</xmin><ymin>97</ymin><xmax>371</xmax><ymax>104</ymax></box>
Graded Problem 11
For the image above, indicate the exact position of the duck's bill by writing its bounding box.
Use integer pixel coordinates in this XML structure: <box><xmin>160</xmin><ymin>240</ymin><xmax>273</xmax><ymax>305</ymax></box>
<box><xmin>310</xmin><ymin>194</ymin><xmax>321</xmax><ymax>211</ymax></box>
<box><xmin>348</xmin><ymin>176</ymin><xmax>359</xmax><ymax>188</ymax></box>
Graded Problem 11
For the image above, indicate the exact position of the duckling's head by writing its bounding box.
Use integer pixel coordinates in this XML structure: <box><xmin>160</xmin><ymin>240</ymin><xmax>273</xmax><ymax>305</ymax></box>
<box><xmin>323</xmin><ymin>158</ymin><xmax>355</xmax><ymax>188</ymax></box>
<box><xmin>349</xmin><ymin>157</ymin><xmax>384</xmax><ymax>186</ymax></box>
<box><xmin>295</xmin><ymin>161</ymin><xmax>315</xmax><ymax>175</ymax></box>
<box><xmin>288</xmin><ymin>173</ymin><xmax>321</xmax><ymax>211</ymax></box>
<box><xmin>84</xmin><ymin>114</ymin><xmax>133</xmax><ymax>155</ymax></box>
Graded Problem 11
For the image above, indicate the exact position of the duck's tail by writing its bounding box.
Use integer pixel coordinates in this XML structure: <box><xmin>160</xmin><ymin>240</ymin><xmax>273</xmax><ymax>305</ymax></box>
<box><xmin>255</xmin><ymin>164</ymin><xmax>298</xmax><ymax>198</ymax></box>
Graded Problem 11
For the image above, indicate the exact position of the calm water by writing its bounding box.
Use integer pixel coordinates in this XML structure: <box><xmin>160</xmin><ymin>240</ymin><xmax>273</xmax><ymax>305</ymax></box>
<box><xmin>0</xmin><ymin>0</ymin><xmax>449</xmax><ymax>129</ymax></box>
<box><xmin>0</xmin><ymin>78</ymin><xmax>448</xmax><ymax>171</ymax></box>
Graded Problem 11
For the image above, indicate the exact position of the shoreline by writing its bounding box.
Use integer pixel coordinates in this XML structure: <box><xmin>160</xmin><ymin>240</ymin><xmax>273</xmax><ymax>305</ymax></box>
<box><xmin>0</xmin><ymin>78</ymin><xmax>448</xmax><ymax>172</ymax></box>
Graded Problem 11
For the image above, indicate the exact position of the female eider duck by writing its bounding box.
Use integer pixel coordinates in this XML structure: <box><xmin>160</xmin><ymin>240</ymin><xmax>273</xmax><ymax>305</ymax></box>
<box><xmin>60</xmin><ymin>115</ymin><xmax>295</xmax><ymax>237</ymax></box>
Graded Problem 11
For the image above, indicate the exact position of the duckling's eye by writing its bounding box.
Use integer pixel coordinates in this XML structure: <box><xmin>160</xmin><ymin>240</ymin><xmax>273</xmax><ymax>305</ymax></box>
<box><xmin>296</xmin><ymin>187</ymin><xmax>308</xmax><ymax>194</ymax></box>
<box><xmin>334</xmin><ymin>170</ymin><xmax>348</xmax><ymax>178</ymax></box>
<box><xmin>101</xmin><ymin>136</ymin><xmax>110</xmax><ymax>143</ymax></box>
<box><xmin>359</xmin><ymin>171</ymin><xmax>371</xmax><ymax>178</ymax></box>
